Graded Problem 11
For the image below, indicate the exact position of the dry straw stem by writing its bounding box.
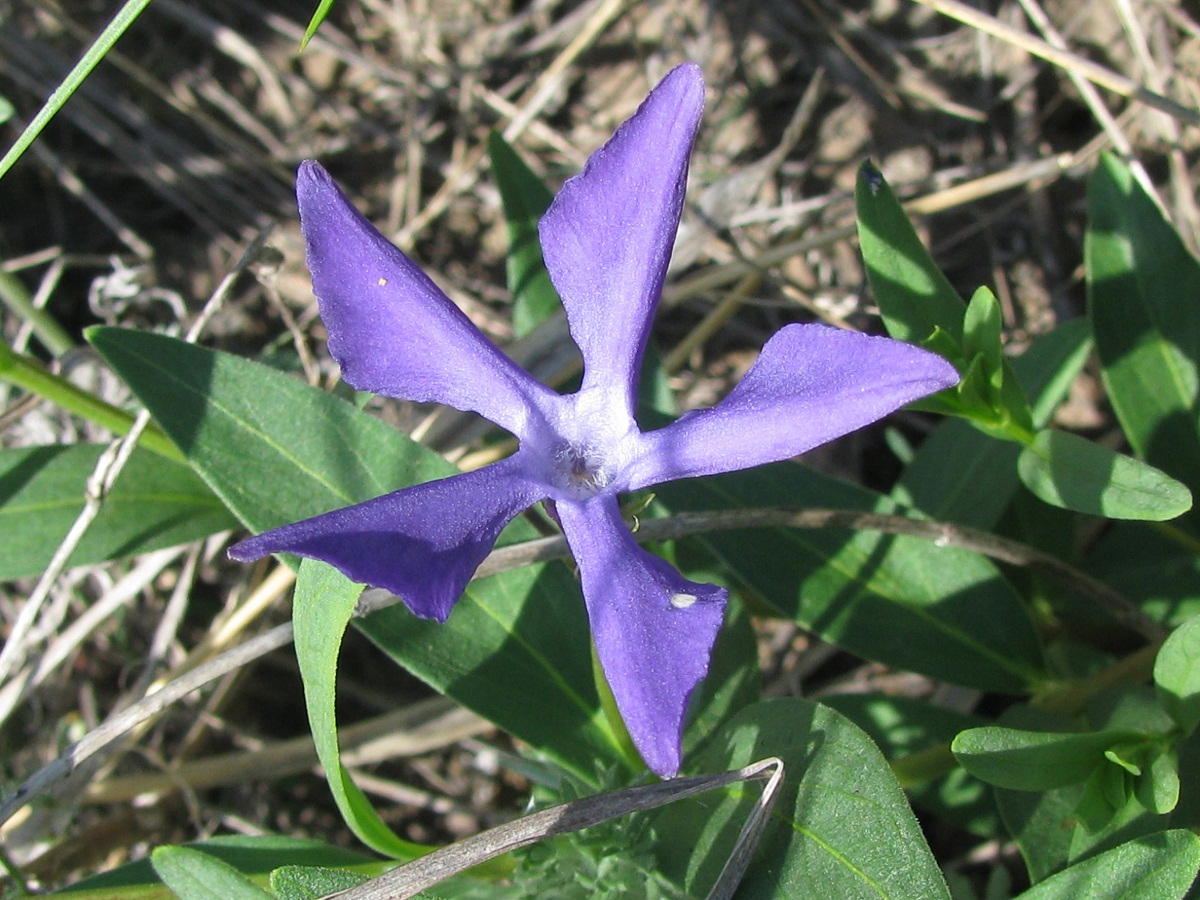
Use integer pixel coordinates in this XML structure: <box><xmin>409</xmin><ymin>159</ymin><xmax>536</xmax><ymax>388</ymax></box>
<box><xmin>393</xmin><ymin>0</ymin><xmax>628</xmax><ymax>246</ymax></box>
<box><xmin>0</xmin><ymin>229</ymin><xmax>272</xmax><ymax>707</ymax></box>
<box><xmin>85</xmin><ymin>697</ymin><xmax>487</xmax><ymax>804</ymax></box>
<box><xmin>335</xmin><ymin>757</ymin><xmax>785</xmax><ymax>900</ymax></box>
<box><xmin>663</xmin><ymin>152</ymin><xmax>1076</xmax><ymax>309</ymax></box>
<box><xmin>914</xmin><ymin>0</ymin><xmax>1200</xmax><ymax>126</ymax></box>
<box><xmin>1013</xmin><ymin>0</ymin><xmax>1164</xmax><ymax>208</ymax></box>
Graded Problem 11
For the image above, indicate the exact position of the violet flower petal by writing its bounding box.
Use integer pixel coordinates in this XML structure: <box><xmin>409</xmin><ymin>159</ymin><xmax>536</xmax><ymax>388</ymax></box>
<box><xmin>298</xmin><ymin>161</ymin><xmax>555</xmax><ymax>439</ymax></box>
<box><xmin>627</xmin><ymin>323</ymin><xmax>960</xmax><ymax>489</ymax></box>
<box><xmin>556</xmin><ymin>497</ymin><xmax>727</xmax><ymax>777</ymax></box>
<box><xmin>538</xmin><ymin>64</ymin><xmax>703</xmax><ymax>416</ymax></box>
<box><xmin>229</xmin><ymin>455</ymin><xmax>546</xmax><ymax>623</ymax></box>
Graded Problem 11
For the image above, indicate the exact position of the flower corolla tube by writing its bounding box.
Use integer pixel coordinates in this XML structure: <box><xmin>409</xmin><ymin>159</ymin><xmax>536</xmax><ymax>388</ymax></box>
<box><xmin>230</xmin><ymin>63</ymin><xmax>959</xmax><ymax>777</ymax></box>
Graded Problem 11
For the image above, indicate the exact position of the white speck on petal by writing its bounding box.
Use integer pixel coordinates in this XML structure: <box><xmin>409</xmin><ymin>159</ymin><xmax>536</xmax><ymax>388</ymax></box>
<box><xmin>377</xmin><ymin>277</ymin><xmax>388</xmax><ymax>286</ymax></box>
<box><xmin>670</xmin><ymin>592</ymin><xmax>697</xmax><ymax>609</ymax></box>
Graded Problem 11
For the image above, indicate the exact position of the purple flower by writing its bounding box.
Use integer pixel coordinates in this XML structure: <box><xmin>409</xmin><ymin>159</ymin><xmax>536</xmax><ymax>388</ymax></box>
<box><xmin>230</xmin><ymin>63</ymin><xmax>958</xmax><ymax>777</ymax></box>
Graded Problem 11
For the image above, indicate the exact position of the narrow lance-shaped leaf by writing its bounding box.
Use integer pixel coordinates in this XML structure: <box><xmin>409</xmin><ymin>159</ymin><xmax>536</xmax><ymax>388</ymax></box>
<box><xmin>150</xmin><ymin>846</ymin><xmax>274</xmax><ymax>900</ymax></box>
<box><xmin>487</xmin><ymin>131</ymin><xmax>561</xmax><ymax>337</ymax></box>
<box><xmin>856</xmin><ymin>161</ymin><xmax>967</xmax><ymax>346</ymax></box>
<box><xmin>0</xmin><ymin>444</ymin><xmax>237</xmax><ymax>579</ymax></box>
<box><xmin>1087</xmin><ymin>153</ymin><xmax>1200</xmax><ymax>516</ymax></box>
<box><xmin>654</xmin><ymin>462</ymin><xmax>1046</xmax><ymax>694</ymax></box>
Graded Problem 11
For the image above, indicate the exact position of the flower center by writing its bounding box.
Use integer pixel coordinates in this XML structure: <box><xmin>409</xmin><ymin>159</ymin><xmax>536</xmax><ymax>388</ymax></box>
<box><xmin>550</xmin><ymin>440</ymin><xmax>612</xmax><ymax>499</ymax></box>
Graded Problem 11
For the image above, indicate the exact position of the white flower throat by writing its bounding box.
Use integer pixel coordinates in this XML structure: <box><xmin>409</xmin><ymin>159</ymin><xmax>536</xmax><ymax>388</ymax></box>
<box><xmin>537</xmin><ymin>388</ymin><xmax>635</xmax><ymax>501</ymax></box>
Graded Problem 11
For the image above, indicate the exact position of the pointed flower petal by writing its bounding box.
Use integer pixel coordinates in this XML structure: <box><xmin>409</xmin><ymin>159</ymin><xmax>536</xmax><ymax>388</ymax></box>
<box><xmin>298</xmin><ymin>161</ymin><xmax>555</xmax><ymax>438</ymax></box>
<box><xmin>229</xmin><ymin>456</ymin><xmax>546</xmax><ymax>623</ymax></box>
<box><xmin>556</xmin><ymin>497</ymin><xmax>727</xmax><ymax>777</ymax></box>
<box><xmin>627</xmin><ymin>323</ymin><xmax>959</xmax><ymax>489</ymax></box>
<box><xmin>539</xmin><ymin>64</ymin><xmax>704</xmax><ymax>415</ymax></box>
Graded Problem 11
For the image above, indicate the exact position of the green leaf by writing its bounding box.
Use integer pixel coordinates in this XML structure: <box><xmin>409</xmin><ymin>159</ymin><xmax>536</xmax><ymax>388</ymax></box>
<box><xmin>1017</xmin><ymin>429</ymin><xmax>1192</xmax><ymax>520</ymax></box>
<box><xmin>953</xmin><ymin>726</ymin><xmax>1146</xmax><ymax>791</ymax></box>
<box><xmin>1135</xmin><ymin>746</ymin><xmax>1180</xmax><ymax>814</ymax></box>
<box><xmin>86</xmin><ymin>326</ymin><xmax>442</xmax><ymax>536</ymax></box>
<box><xmin>0</xmin><ymin>444</ymin><xmax>237</xmax><ymax>579</ymax></box>
<box><xmin>271</xmin><ymin>866</ymin><xmax>369</xmax><ymax>900</ymax></box>
<box><xmin>655</xmin><ymin>463</ymin><xmax>1046</xmax><ymax>693</ymax></box>
<box><xmin>822</xmin><ymin>694</ymin><xmax>997</xmax><ymax>836</ymax></box>
<box><xmin>0</xmin><ymin>0</ymin><xmax>155</xmax><ymax>182</ymax></box>
<box><xmin>1087</xmin><ymin>153</ymin><xmax>1200</xmax><ymax>515</ymax></box>
<box><xmin>1015</xmin><ymin>830</ymin><xmax>1200</xmax><ymax>899</ymax></box>
<box><xmin>653</xmin><ymin>698</ymin><xmax>951</xmax><ymax>899</ymax></box>
<box><xmin>299</xmin><ymin>0</ymin><xmax>336</xmax><ymax>50</ymax></box>
<box><xmin>856</xmin><ymin>163</ymin><xmax>1035</xmax><ymax>438</ymax></box>
<box><xmin>855</xmin><ymin>161</ymin><xmax>967</xmax><ymax>346</ymax></box>
<box><xmin>1083</xmin><ymin>522</ymin><xmax>1200</xmax><ymax>627</ymax></box>
<box><xmin>55</xmin><ymin>835</ymin><xmax>374</xmax><ymax>899</ymax></box>
<box><xmin>86</xmin><ymin>328</ymin><xmax>624</xmax><ymax>790</ymax></box>
<box><xmin>963</xmin><ymin>286</ymin><xmax>1004</xmax><ymax>379</ymax></box>
<box><xmin>1155</xmin><ymin>612</ymin><xmax>1200</xmax><ymax>734</ymax></box>
<box><xmin>487</xmin><ymin>131</ymin><xmax>560</xmax><ymax>338</ymax></box>
<box><xmin>150</xmin><ymin>846</ymin><xmax>275</xmax><ymax>900</ymax></box>
<box><xmin>294</xmin><ymin>560</ymin><xmax>431</xmax><ymax>858</ymax></box>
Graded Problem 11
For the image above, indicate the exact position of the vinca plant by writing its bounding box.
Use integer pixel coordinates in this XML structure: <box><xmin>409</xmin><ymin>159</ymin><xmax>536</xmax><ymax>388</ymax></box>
<box><xmin>2</xmin><ymin>5</ymin><xmax>1200</xmax><ymax>899</ymax></box>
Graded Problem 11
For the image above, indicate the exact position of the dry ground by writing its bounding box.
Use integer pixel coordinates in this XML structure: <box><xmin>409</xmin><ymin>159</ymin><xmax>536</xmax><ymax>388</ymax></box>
<box><xmin>1</xmin><ymin>0</ymin><xmax>1199</xmax><ymax>889</ymax></box>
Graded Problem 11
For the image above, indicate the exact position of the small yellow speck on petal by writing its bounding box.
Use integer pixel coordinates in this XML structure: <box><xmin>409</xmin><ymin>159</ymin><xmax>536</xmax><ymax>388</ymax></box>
<box><xmin>377</xmin><ymin>277</ymin><xmax>388</xmax><ymax>286</ymax></box>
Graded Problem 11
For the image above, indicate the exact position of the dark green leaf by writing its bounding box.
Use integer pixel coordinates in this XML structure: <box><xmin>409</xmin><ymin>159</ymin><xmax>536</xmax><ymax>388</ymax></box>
<box><xmin>1083</xmin><ymin>523</ymin><xmax>1200</xmax><ymax>627</ymax></box>
<box><xmin>1155</xmin><ymin>612</ymin><xmax>1200</xmax><ymax>735</ymax></box>
<box><xmin>271</xmin><ymin>866</ymin><xmax>369</xmax><ymax>900</ymax></box>
<box><xmin>300</xmin><ymin>0</ymin><xmax>336</xmax><ymax>50</ymax></box>
<box><xmin>487</xmin><ymin>131</ymin><xmax>560</xmax><ymax>338</ymax></box>
<box><xmin>1017</xmin><ymin>429</ymin><xmax>1192</xmax><ymax>520</ymax></box>
<box><xmin>653</xmin><ymin>698</ymin><xmax>951</xmax><ymax>899</ymax></box>
<box><xmin>953</xmin><ymin>726</ymin><xmax>1146</xmax><ymax>791</ymax></box>
<box><xmin>356</xmin><ymin>558</ymin><xmax>628</xmax><ymax>783</ymax></box>
<box><xmin>0</xmin><ymin>444</ymin><xmax>237</xmax><ymax>579</ymax></box>
<box><xmin>822</xmin><ymin>694</ymin><xmax>997</xmax><ymax>836</ymax></box>
<box><xmin>1087</xmin><ymin>153</ymin><xmax>1200</xmax><ymax>522</ymax></box>
<box><xmin>1015</xmin><ymin>830</ymin><xmax>1200</xmax><ymax>899</ymax></box>
<box><xmin>656</xmin><ymin>464</ymin><xmax>1046</xmax><ymax>693</ymax></box>
<box><xmin>856</xmin><ymin>161</ymin><xmax>966</xmax><ymax>346</ymax></box>
<box><xmin>150</xmin><ymin>847</ymin><xmax>274</xmax><ymax>900</ymax></box>
<box><xmin>86</xmin><ymin>326</ymin><xmax>444</xmax><ymax>536</ymax></box>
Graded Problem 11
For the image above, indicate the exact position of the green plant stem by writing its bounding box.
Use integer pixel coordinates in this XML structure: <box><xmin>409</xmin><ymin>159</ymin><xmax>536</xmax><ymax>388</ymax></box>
<box><xmin>0</xmin><ymin>342</ymin><xmax>183</xmax><ymax>463</ymax></box>
<box><xmin>0</xmin><ymin>0</ymin><xmax>156</xmax><ymax>182</ymax></box>
<box><xmin>1154</xmin><ymin>520</ymin><xmax>1200</xmax><ymax>557</ymax></box>
<box><xmin>891</xmin><ymin>743</ymin><xmax>958</xmax><ymax>790</ymax></box>
<box><xmin>0</xmin><ymin>271</ymin><xmax>74</xmax><ymax>358</ymax></box>
<box><xmin>1032</xmin><ymin>639</ymin><xmax>1164</xmax><ymax>717</ymax></box>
